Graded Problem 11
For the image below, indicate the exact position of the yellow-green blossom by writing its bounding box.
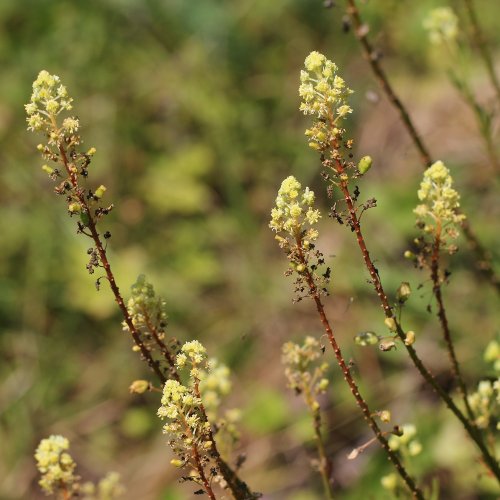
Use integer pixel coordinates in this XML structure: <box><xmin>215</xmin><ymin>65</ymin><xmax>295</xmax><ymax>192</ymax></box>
<box><xmin>423</xmin><ymin>7</ymin><xmax>459</xmax><ymax>45</ymax></box>
<box><xmin>269</xmin><ymin>176</ymin><xmax>321</xmax><ymax>240</ymax></box>
<box><xmin>25</xmin><ymin>70</ymin><xmax>74</xmax><ymax>132</ymax></box>
<box><xmin>467</xmin><ymin>378</ymin><xmax>500</xmax><ymax>429</ymax></box>
<box><xmin>414</xmin><ymin>160</ymin><xmax>465</xmax><ymax>233</ymax></box>
<box><xmin>81</xmin><ymin>472</ymin><xmax>125</xmax><ymax>500</ymax></box>
<box><xmin>282</xmin><ymin>336</ymin><xmax>330</xmax><ymax>409</ymax></box>
<box><xmin>35</xmin><ymin>435</ymin><xmax>78</xmax><ymax>495</ymax></box>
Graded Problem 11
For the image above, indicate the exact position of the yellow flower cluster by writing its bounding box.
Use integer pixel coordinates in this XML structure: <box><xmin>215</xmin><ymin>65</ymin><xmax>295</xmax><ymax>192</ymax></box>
<box><xmin>35</xmin><ymin>435</ymin><xmax>77</xmax><ymax>495</ymax></box>
<box><xmin>25</xmin><ymin>70</ymin><xmax>74</xmax><ymax>132</ymax></box>
<box><xmin>414</xmin><ymin>160</ymin><xmax>465</xmax><ymax>235</ymax></box>
<box><xmin>269</xmin><ymin>176</ymin><xmax>321</xmax><ymax>241</ymax></box>
<box><xmin>299</xmin><ymin>51</ymin><xmax>353</xmax><ymax>150</ymax></box>
<box><xmin>423</xmin><ymin>7</ymin><xmax>459</xmax><ymax>45</ymax></box>
<box><xmin>124</xmin><ymin>275</ymin><xmax>168</xmax><ymax>332</ymax></box>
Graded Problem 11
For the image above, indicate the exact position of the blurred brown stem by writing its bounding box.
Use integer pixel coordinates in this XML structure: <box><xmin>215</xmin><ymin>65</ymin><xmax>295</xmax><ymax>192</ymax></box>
<box><xmin>342</xmin><ymin>0</ymin><xmax>500</xmax><ymax>296</ymax></box>
<box><xmin>462</xmin><ymin>0</ymin><xmax>500</xmax><ymax>104</ymax></box>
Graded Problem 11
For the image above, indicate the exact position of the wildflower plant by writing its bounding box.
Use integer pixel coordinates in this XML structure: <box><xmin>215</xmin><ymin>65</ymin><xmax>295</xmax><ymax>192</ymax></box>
<box><xmin>270</xmin><ymin>49</ymin><xmax>500</xmax><ymax>494</ymax></box>
<box><xmin>340</xmin><ymin>0</ymin><xmax>500</xmax><ymax>293</ymax></box>
<box><xmin>270</xmin><ymin>174</ymin><xmax>424</xmax><ymax>497</ymax></box>
<box><xmin>282</xmin><ymin>337</ymin><xmax>333</xmax><ymax>498</ymax></box>
<box><xmin>270</xmin><ymin>175</ymin><xmax>329</xmax><ymax>301</ymax></box>
<box><xmin>26</xmin><ymin>71</ymin><xmax>256</xmax><ymax>500</ymax></box>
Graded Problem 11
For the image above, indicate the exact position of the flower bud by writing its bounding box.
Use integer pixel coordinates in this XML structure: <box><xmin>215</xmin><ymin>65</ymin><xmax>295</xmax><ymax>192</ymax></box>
<box><xmin>41</xmin><ymin>165</ymin><xmax>54</xmax><ymax>175</ymax></box>
<box><xmin>129</xmin><ymin>380</ymin><xmax>150</xmax><ymax>394</ymax></box>
<box><xmin>358</xmin><ymin>155</ymin><xmax>373</xmax><ymax>175</ymax></box>
<box><xmin>94</xmin><ymin>185</ymin><xmax>107</xmax><ymax>199</ymax></box>
<box><xmin>396</xmin><ymin>282</ymin><xmax>411</xmax><ymax>303</ymax></box>
<box><xmin>379</xmin><ymin>410</ymin><xmax>391</xmax><ymax>423</ymax></box>
<box><xmin>68</xmin><ymin>202</ymin><xmax>81</xmax><ymax>213</ymax></box>
<box><xmin>405</xmin><ymin>331</ymin><xmax>416</xmax><ymax>346</ymax></box>
<box><xmin>384</xmin><ymin>317</ymin><xmax>397</xmax><ymax>332</ymax></box>
<box><xmin>170</xmin><ymin>459</ymin><xmax>184</xmax><ymax>468</ymax></box>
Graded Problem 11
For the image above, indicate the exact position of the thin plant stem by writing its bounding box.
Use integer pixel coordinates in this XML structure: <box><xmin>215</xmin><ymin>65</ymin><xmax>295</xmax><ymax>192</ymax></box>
<box><xmin>192</xmin><ymin>379</ymin><xmax>256</xmax><ymax>500</ymax></box>
<box><xmin>328</xmin><ymin>144</ymin><xmax>500</xmax><ymax>481</ymax></box>
<box><xmin>312</xmin><ymin>411</ymin><xmax>334</xmax><ymax>499</ymax></box>
<box><xmin>462</xmin><ymin>0</ymin><xmax>500</xmax><ymax>105</ymax></box>
<box><xmin>52</xmin><ymin>122</ymin><xmax>254</xmax><ymax>500</ymax></box>
<box><xmin>344</xmin><ymin>0</ymin><xmax>432</xmax><ymax>167</ymax></box>
<box><xmin>180</xmin><ymin>411</ymin><xmax>217</xmax><ymax>500</ymax></box>
<box><xmin>143</xmin><ymin>310</ymin><xmax>181</xmax><ymax>382</ymax></box>
<box><xmin>342</xmin><ymin>0</ymin><xmax>500</xmax><ymax>295</ymax></box>
<box><xmin>55</xmin><ymin>140</ymin><xmax>167</xmax><ymax>384</ymax></box>
<box><xmin>295</xmin><ymin>238</ymin><xmax>425</xmax><ymax>499</ymax></box>
<box><xmin>303</xmin><ymin>382</ymin><xmax>334</xmax><ymax>499</ymax></box>
<box><xmin>430</xmin><ymin>224</ymin><xmax>475</xmax><ymax>421</ymax></box>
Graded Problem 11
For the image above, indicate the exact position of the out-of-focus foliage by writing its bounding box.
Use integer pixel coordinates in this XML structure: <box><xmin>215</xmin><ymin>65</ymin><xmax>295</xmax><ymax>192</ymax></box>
<box><xmin>1</xmin><ymin>0</ymin><xmax>499</xmax><ymax>498</ymax></box>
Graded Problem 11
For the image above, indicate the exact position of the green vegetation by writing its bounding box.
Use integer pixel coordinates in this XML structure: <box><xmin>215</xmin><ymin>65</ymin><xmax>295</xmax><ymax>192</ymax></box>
<box><xmin>1</xmin><ymin>0</ymin><xmax>499</xmax><ymax>498</ymax></box>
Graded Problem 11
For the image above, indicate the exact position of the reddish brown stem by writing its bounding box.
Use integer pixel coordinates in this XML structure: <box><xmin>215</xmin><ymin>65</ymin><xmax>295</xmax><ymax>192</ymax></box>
<box><xmin>143</xmin><ymin>312</ymin><xmax>180</xmax><ymax>382</ymax></box>
<box><xmin>331</xmin><ymin>154</ymin><xmax>500</xmax><ymax>481</ymax></box>
<box><xmin>193</xmin><ymin>380</ymin><xmax>256</xmax><ymax>499</ymax></box>
<box><xmin>57</xmin><ymin>143</ymin><xmax>166</xmax><ymax>383</ymax></box>
<box><xmin>180</xmin><ymin>411</ymin><xmax>217</xmax><ymax>500</ymax></box>
<box><xmin>430</xmin><ymin>230</ymin><xmax>474</xmax><ymax>420</ymax></box>
<box><xmin>295</xmin><ymin>239</ymin><xmax>424</xmax><ymax>499</ymax></box>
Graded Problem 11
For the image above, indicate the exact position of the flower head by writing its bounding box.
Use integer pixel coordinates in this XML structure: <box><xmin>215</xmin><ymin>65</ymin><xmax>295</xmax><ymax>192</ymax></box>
<box><xmin>423</xmin><ymin>7</ymin><xmax>459</xmax><ymax>45</ymax></box>
<box><xmin>270</xmin><ymin>176</ymin><xmax>321</xmax><ymax>239</ymax></box>
<box><xmin>35</xmin><ymin>435</ymin><xmax>78</xmax><ymax>495</ymax></box>
<box><xmin>414</xmin><ymin>160</ymin><xmax>465</xmax><ymax>235</ymax></box>
<box><xmin>25</xmin><ymin>71</ymin><xmax>74</xmax><ymax>132</ymax></box>
<box><xmin>300</xmin><ymin>51</ymin><xmax>353</xmax><ymax>150</ymax></box>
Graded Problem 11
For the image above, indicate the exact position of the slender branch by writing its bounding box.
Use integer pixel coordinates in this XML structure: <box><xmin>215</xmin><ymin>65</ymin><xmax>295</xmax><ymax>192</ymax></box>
<box><xmin>143</xmin><ymin>311</ymin><xmax>180</xmax><ymax>382</ymax></box>
<box><xmin>180</xmin><ymin>411</ymin><xmax>217</xmax><ymax>500</ymax></box>
<box><xmin>342</xmin><ymin>0</ymin><xmax>500</xmax><ymax>295</ymax></box>
<box><xmin>193</xmin><ymin>380</ymin><xmax>257</xmax><ymax>500</ymax></box>
<box><xmin>57</xmin><ymin>142</ymin><xmax>167</xmax><ymax>384</ymax></box>
<box><xmin>430</xmin><ymin>225</ymin><xmax>475</xmax><ymax>421</ymax></box>
<box><xmin>462</xmin><ymin>0</ymin><xmax>500</xmax><ymax>104</ymax></box>
<box><xmin>311</xmin><ymin>409</ymin><xmax>334</xmax><ymax>499</ymax></box>
<box><xmin>295</xmin><ymin>238</ymin><xmax>424</xmax><ymax>499</ymax></box>
<box><xmin>344</xmin><ymin>0</ymin><xmax>432</xmax><ymax>167</ymax></box>
<box><xmin>330</xmin><ymin>153</ymin><xmax>500</xmax><ymax>481</ymax></box>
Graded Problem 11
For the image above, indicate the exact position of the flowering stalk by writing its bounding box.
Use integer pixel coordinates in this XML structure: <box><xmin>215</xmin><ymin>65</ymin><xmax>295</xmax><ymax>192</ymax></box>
<box><xmin>282</xmin><ymin>338</ymin><xmax>334</xmax><ymax>499</ymax></box>
<box><xmin>299</xmin><ymin>51</ymin><xmax>500</xmax><ymax>481</ymax></box>
<box><xmin>270</xmin><ymin>176</ymin><xmax>424</xmax><ymax>499</ymax></box>
<box><xmin>35</xmin><ymin>435</ymin><xmax>124</xmax><ymax>500</ymax></box>
<box><xmin>412</xmin><ymin>162</ymin><xmax>474</xmax><ymax>421</ymax></box>
<box><xmin>339</xmin><ymin>0</ymin><xmax>500</xmax><ymax>295</ymax></box>
<box><xmin>26</xmin><ymin>71</ymin><xmax>255</xmax><ymax>500</ymax></box>
<box><xmin>25</xmin><ymin>71</ymin><xmax>165</xmax><ymax>383</ymax></box>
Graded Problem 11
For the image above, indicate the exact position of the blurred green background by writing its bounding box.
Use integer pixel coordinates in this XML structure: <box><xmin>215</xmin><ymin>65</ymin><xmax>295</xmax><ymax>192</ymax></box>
<box><xmin>1</xmin><ymin>0</ymin><xmax>499</xmax><ymax>498</ymax></box>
